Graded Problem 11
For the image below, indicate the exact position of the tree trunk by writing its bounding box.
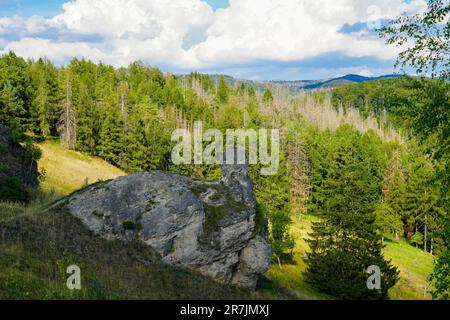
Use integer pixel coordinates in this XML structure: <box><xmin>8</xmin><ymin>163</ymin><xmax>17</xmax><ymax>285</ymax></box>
<box><xmin>424</xmin><ymin>214</ymin><xmax>428</xmax><ymax>252</ymax></box>
<box><xmin>415</xmin><ymin>225</ymin><xmax>418</xmax><ymax>248</ymax></box>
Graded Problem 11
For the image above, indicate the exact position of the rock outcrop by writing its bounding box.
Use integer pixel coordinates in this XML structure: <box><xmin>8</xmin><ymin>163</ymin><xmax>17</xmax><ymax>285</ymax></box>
<box><xmin>52</xmin><ymin>160</ymin><xmax>271</xmax><ymax>290</ymax></box>
<box><xmin>0</xmin><ymin>124</ymin><xmax>39</xmax><ymax>188</ymax></box>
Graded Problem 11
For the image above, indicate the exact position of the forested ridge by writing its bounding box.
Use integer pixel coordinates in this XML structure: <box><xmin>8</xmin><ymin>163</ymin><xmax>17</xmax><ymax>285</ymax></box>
<box><xmin>0</xmin><ymin>50</ymin><xmax>448</xmax><ymax>299</ymax></box>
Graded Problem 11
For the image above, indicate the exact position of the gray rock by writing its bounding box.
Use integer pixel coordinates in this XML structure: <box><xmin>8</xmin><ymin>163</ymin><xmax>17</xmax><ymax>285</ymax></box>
<box><xmin>52</xmin><ymin>161</ymin><xmax>271</xmax><ymax>290</ymax></box>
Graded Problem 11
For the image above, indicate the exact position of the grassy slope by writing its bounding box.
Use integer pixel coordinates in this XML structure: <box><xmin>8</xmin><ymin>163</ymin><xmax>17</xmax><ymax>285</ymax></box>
<box><xmin>38</xmin><ymin>140</ymin><xmax>125</xmax><ymax>195</ymax></box>
<box><xmin>0</xmin><ymin>201</ymin><xmax>264</xmax><ymax>300</ymax></box>
<box><xmin>0</xmin><ymin>140</ymin><xmax>283</xmax><ymax>300</ymax></box>
<box><xmin>265</xmin><ymin>214</ymin><xmax>330</xmax><ymax>300</ymax></box>
<box><xmin>267</xmin><ymin>214</ymin><xmax>435</xmax><ymax>300</ymax></box>
<box><xmin>384</xmin><ymin>237</ymin><xmax>434</xmax><ymax>300</ymax></box>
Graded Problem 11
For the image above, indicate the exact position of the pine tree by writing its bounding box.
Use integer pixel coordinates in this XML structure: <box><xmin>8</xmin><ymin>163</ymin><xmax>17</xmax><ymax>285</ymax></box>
<box><xmin>249</xmin><ymin>155</ymin><xmax>295</xmax><ymax>265</ymax></box>
<box><xmin>0</xmin><ymin>52</ymin><xmax>32</xmax><ymax>134</ymax></box>
<box><xmin>262</xmin><ymin>88</ymin><xmax>274</xmax><ymax>104</ymax></box>
<box><xmin>29</xmin><ymin>58</ymin><xmax>61</xmax><ymax>137</ymax></box>
<box><xmin>216</xmin><ymin>75</ymin><xmax>229</xmax><ymax>104</ymax></box>
<box><xmin>122</xmin><ymin>103</ymin><xmax>149</xmax><ymax>172</ymax></box>
<box><xmin>74</xmin><ymin>81</ymin><xmax>97</xmax><ymax>154</ymax></box>
<box><xmin>58</xmin><ymin>68</ymin><xmax>76</xmax><ymax>150</ymax></box>
<box><xmin>429</xmin><ymin>218</ymin><xmax>450</xmax><ymax>300</ymax></box>
<box><xmin>376</xmin><ymin>149</ymin><xmax>406</xmax><ymax>239</ymax></box>
<box><xmin>404</xmin><ymin>147</ymin><xmax>446</xmax><ymax>252</ymax></box>
<box><xmin>97</xmin><ymin>105</ymin><xmax>125</xmax><ymax>166</ymax></box>
<box><xmin>283</xmin><ymin>125</ymin><xmax>310</xmax><ymax>213</ymax></box>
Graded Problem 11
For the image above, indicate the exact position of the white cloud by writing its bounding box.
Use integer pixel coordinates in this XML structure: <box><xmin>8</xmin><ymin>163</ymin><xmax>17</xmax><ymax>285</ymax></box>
<box><xmin>0</xmin><ymin>15</ymin><xmax>48</xmax><ymax>35</ymax></box>
<box><xmin>4</xmin><ymin>38</ymin><xmax>109</xmax><ymax>64</ymax></box>
<box><xmin>0</xmin><ymin>16</ymin><xmax>23</xmax><ymax>34</ymax></box>
<box><xmin>0</xmin><ymin>0</ymin><xmax>427</xmax><ymax>74</ymax></box>
<box><xmin>189</xmin><ymin>0</ymin><xmax>427</xmax><ymax>65</ymax></box>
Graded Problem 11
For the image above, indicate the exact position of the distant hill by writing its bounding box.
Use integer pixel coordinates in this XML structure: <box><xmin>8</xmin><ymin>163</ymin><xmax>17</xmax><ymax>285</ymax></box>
<box><xmin>182</xmin><ymin>73</ymin><xmax>405</xmax><ymax>92</ymax></box>
<box><xmin>269</xmin><ymin>74</ymin><xmax>404</xmax><ymax>90</ymax></box>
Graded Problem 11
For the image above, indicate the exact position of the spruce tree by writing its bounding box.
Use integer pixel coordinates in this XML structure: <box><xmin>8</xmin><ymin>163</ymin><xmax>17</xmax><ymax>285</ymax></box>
<box><xmin>97</xmin><ymin>105</ymin><xmax>125</xmax><ymax>166</ymax></box>
<box><xmin>262</xmin><ymin>88</ymin><xmax>274</xmax><ymax>104</ymax></box>
<box><xmin>429</xmin><ymin>218</ymin><xmax>450</xmax><ymax>300</ymax></box>
<box><xmin>376</xmin><ymin>149</ymin><xmax>406</xmax><ymax>239</ymax></box>
<box><xmin>29</xmin><ymin>58</ymin><xmax>61</xmax><ymax>137</ymax></box>
<box><xmin>0</xmin><ymin>52</ymin><xmax>32</xmax><ymax>134</ymax></box>
<box><xmin>306</xmin><ymin>133</ymin><xmax>399</xmax><ymax>299</ymax></box>
<box><xmin>216</xmin><ymin>75</ymin><xmax>229</xmax><ymax>104</ymax></box>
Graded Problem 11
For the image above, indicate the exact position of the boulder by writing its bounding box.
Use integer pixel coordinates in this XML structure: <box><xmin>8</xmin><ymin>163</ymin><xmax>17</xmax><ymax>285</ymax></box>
<box><xmin>51</xmin><ymin>161</ymin><xmax>271</xmax><ymax>290</ymax></box>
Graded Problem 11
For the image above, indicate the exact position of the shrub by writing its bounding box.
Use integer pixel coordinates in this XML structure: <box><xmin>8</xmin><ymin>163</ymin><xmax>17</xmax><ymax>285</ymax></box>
<box><xmin>0</xmin><ymin>176</ymin><xmax>29</xmax><ymax>202</ymax></box>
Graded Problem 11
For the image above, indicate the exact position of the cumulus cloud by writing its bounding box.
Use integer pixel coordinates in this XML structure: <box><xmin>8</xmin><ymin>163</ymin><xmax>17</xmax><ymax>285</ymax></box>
<box><xmin>189</xmin><ymin>0</ymin><xmax>427</xmax><ymax>65</ymax></box>
<box><xmin>0</xmin><ymin>0</ymin><xmax>427</xmax><ymax>76</ymax></box>
<box><xmin>4</xmin><ymin>37</ymin><xmax>110</xmax><ymax>64</ymax></box>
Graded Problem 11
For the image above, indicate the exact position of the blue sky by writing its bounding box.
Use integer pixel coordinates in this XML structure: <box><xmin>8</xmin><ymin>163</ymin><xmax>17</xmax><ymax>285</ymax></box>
<box><xmin>0</xmin><ymin>0</ymin><xmax>65</xmax><ymax>17</ymax></box>
<box><xmin>0</xmin><ymin>0</ymin><xmax>425</xmax><ymax>80</ymax></box>
<box><xmin>0</xmin><ymin>0</ymin><xmax>230</xmax><ymax>16</ymax></box>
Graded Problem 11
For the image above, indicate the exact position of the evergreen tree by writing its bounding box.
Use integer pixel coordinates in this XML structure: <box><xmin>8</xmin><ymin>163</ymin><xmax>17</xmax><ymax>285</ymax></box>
<box><xmin>404</xmin><ymin>148</ymin><xmax>446</xmax><ymax>252</ymax></box>
<box><xmin>306</xmin><ymin>161</ymin><xmax>399</xmax><ymax>299</ymax></box>
<box><xmin>306</xmin><ymin>129</ymin><xmax>399</xmax><ymax>299</ymax></box>
<box><xmin>74</xmin><ymin>81</ymin><xmax>97</xmax><ymax>154</ymax></box>
<box><xmin>376</xmin><ymin>149</ymin><xmax>406</xmax><ymax>239</ymax></box>
<box><xmin>216</xmin><ymin>75</ymin><xmax>229</xmax><ymax>104</ymax></box>
<box><xmin>58</xmin><ymin>68</ymin><xmax>77</xmax><ymax>150</ymax></box>
<box><xmin>429</xmin><ymin>218</ymin><xmax>450</xmax><ymax>300</ymax></box>
<box><xmin>29</xmin><ymin>58</ymin><xmax>61</xmax><ymax>137</ymax></box>
<box><xmin>249</xmin><ymin>155</ymin><xmax>295</xmax><ymax>265</ymax></box>
<box><xmin>97</xmin><ymin>105</ymin><xmax>125</xmax><ymax>166</ymax></box>
<box><xmin>0</xmin><ymin>52</ymin><xmax>32</xmax><ymax>134</ymax></box>
<box><xmin>122</xmin><ymin>104</ymin><xmax>148</xmax><ymax>172</ymax></box>
<box><xmin>262</xmin><ymin>88</ymin><xmax>274</xmax><ymax>104</ymax></box>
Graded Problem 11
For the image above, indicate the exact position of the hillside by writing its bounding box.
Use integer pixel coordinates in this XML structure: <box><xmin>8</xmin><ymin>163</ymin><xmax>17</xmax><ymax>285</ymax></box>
<box><xmin>4</xmin><ymin>96</ymin><xmax>440</xmax><ymax>300</ymax></box>
<box><xmin>302</xmin><ymin>74</ymin><xmax>403</xmax><ymax>90</ymax></box>
<box><xmin>0</xmin><ymin>141</ymin><xmax>285</xmax><ymax>300</ymax></box>
<box><xmin>0</xmin><ymin>50</ymin><xmax>447</xmax><ymax>300</ymax></box>
<box><xmin>38</xmin><ymin>140</ymin><xmax>125</xmax><ymax>195</ymax></box>
<box><xmin>0</xmin><ymin>202</ymin><xmax>263</xmax><ymax>299</ymax></box>
<box><xmin>0</xmin><ymin>120</ymin><xmax>440</xmax><ymax>300</ymax></box>
<box><xmin>16</xmin><ymin>140</ymin><xmax>435</xmax><ymax>300</ymax></box>
<box><xmin>188</xmin><ymin>73</ymin><xmax>404</xmax><ymax>93</ymax></box>
<box><xmin>266</xmin><ymin>214</ymin><xmax>435</xmax><ymax>300</ymax></box>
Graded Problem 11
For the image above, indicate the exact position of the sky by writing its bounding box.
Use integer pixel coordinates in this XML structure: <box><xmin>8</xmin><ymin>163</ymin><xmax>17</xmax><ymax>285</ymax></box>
<box><xmin>0</xmin><ymin>0</ymin><xmax>426</xmax><ymax>80</ymax></box>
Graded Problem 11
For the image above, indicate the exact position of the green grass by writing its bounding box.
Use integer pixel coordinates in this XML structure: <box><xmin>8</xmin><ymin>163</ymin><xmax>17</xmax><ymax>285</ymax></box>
<box><xmin>384</xmin><ymin>236</ymin><xmax>435</xmax><ymax>300</ymax></box>
<box><xmin>265</xmin><ymin>213</ymin><xmax>435</xmax><ymax>300</ymax></box>
<box><xmin>0</xmin><ymin>199</ymin><xmax>271</xmax><ymax>300</ymax></box>
<box><xmin>265</xmin><ymin>214</ymin><xmax>331</xmax><ymax>300</ymax></box>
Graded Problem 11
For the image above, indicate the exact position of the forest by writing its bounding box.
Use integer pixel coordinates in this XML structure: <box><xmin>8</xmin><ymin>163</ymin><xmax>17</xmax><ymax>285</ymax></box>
<box><xmin>0</xmin><ymin>0</ymin><xmax>449</xmax><ymax>301</ymax></box>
